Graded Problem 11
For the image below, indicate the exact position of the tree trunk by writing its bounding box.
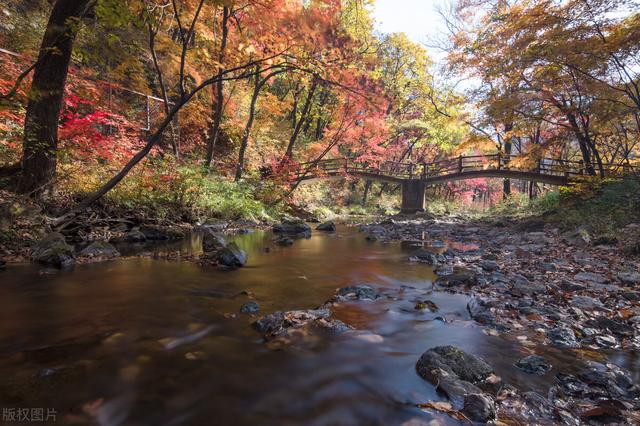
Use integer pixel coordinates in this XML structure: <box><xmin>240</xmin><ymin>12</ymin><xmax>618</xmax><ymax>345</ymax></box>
<box><xmin>566</xmin><ymin>112</ymin><xmax>596</xmax><ymax>176</ymax></box>
<box><xmin>205</xmin><ymin>6</ymin><xmax>229</xmax><ymax>169</ymax></box>
<box><xmin>502</xmin><ymin>124</ymin><xmax>512</xmax><ymax>199</ymax></box>
<box><xmin>361</xmin><ymin>180</ymin><xmax>372</xmax><ymax>207</ymax></box>
<box><xmin>284</xmin><ymin>77</ymin><xmax>318</xmax><ymax>160</ymax></box>
<box><xmin>235</xmin><ymin>67</ymin><xmax>261</xmax><ymax>181</ymax></box>
<box><xmin>19</xmin><ymin>0</ymin><xmax>93</xmax><ymax>194</ymax></box>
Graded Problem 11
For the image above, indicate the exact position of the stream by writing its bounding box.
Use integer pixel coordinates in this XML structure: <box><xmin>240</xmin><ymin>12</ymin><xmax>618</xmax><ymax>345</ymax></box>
<box><xmin>0</xmin><ymin>226</ymin><xmax>637</xmax><ymax>425</ymax></box>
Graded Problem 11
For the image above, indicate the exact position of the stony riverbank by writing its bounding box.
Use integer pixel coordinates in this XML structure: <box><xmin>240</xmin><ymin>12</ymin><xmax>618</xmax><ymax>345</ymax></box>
<box><xmin>352</xmin><ymin>215</ymin><xmax>640</xmax><ymax>424</ymax></box>
<box><xmin>359</xmin><ymin>216</ymin><xmax>640</xmax><ymax>351</ymax></box>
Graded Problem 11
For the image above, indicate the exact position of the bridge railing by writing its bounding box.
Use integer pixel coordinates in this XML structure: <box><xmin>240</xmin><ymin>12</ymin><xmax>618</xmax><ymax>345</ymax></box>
<box><xmin>296</xmin><ymin>154</ymin><xmax>639</xmax><ymax>181</ymax></box>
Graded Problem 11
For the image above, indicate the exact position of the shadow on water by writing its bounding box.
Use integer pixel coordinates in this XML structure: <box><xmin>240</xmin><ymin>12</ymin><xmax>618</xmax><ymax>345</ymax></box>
<box><xmin>0</xmin><ymin>227</ymin><xmax>637</xmax><ymax>425</ymax></box>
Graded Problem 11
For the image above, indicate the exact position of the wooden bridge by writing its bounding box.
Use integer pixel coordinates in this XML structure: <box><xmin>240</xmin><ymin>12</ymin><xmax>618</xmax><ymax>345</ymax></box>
<box><xmin>297</xmin><ymin>154</ymin><xmax>636</xmax><ymax>213</ymax></box>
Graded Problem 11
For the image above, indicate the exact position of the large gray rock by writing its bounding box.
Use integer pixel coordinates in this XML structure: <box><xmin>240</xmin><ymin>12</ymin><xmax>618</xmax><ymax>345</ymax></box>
<box><xmin>510</xmin><ymin>275</ymin><xmax>546</xmax><ymax>296</ymax></box>
<box><xmin>618</xmin><ymin>272</ymin><xmax>640</xmax><ymax>286</ymax></box>
<box><xmin>32</xmin><ymin>233</ymin><xmax>75</xmax><ymax>269</ymax></box>
<box><xmin>462</xmin><ymin>393</ymin><xmax>496</xmax><ymax>423</ymax></box>
<box><xmin>570</xmin><ymin>295</ymin><xmax>605</xmax><ymax>311</ymax></box>
<box><xmin>436</xmin><ymin>266</ymin><xmax>478</xmax><ymax>287</ymax></box>
<box><xmin>316</xmin><ymin>221</ymin><xmax>336</xmax><ymax>232</ymax></box>
<box><xmin>273</xmin><ymin>219</ymin><xmax>311</xmax><ymax>238</ymax></box>
<box><xmin>240</xmin><ymin>301</ymin><xmax>260</xmax><ymax>314</ymax></box>
<box><xmin>416</xmin><ymin>346</ymin><xmax>494</xmax><ymax>385</ymax></box>
<box><xmin>252</xmin><ymin>309</ymin><xmax>351</xmax><ymax>341</ymax></box>
<box><xmin>435</xmin><ymin>371</ymin><xmax>484</xmax><ymax>408</ymax></box>
<box><xmin>562</xmin><ymin>227</ymin><xmax>591</xmax><ymax>246</ymax></box>
<box><xmin>480</xmin><ymin>259</ymin><xmax>499</xmax><ymax>272</ymax></box>
<box><xmin>202</xmin><ymin>229</ymin><xmax>226</xmax><ymax>252</ymax></box>
<box><xmin>79</xmin><ymin>241</ymin><xmax>120</xmax><ymax>258</ymax></box>
<box><xmin>515</xmin><ymin>355</ymin><xmax>552</xmax><ymax>375</ymax></box>
<box><xmin>410</xmin><ymin>249</ymin><xmax>440</xmax><ymax>265</ymax></box>
<box><xmin>216</xmin><ymin>243</ymin><xmax>247</xmax><ymax>269</ymax></box>
<box><xmin>574</xmin><ymin>272</ymin><xmax>606</xmax><ymax>284</ymax></box>
<box><xmin>334</xmin><ymin>285</ymin><xmax>381</xmax><ymax>301</ymax></box>
<box><xmin>416</xmin><ymin>346</ymin><xmax>496</xmax><ymax>413</ymax></box>
<box><xmin>547</xmin><ymin>327</ymin><xmax>579</xmax><ymax>348</ymax></box>
<box><xmin>467</xmin><ymin>297</ymin><xmax>498</xmax><ymax>326</ymax></box>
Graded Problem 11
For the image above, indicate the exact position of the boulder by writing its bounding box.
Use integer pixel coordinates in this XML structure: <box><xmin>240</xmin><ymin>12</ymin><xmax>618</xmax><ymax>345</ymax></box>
<box><xmin>216</xmin><ymin>243</ymin><xmax>247</xmax><ymax>269</ymax></box>
<box><xmin>574</xmin><ymin>272</ymin><xmax>606</xmax><ymax>284</ymax></box>
<box><xmin>560</xmin><ymin>280</ymin><xmax>587</xmax><ymax>292</ymax></box>
<box><xmin>203</xmin><ymin>220</ymin><xmax>229</xmax><ymax>232</ymax></box>
<box><xmin>240</xmin><ymin>301</ymin><xmax>260</xmax><ymax>314</ymax></box>
<box><xmin>32</xmin><ymin>233</ymin><xmax>75</xmax><ymax>269</ymax></box>
<box><xmin>273</xmin><ymin>219</ymin><xmax>311</xmax><ymax>238</ymax></box>
<box><xmin>416</xmin><ymin>346</ymin><xmax>494</xmax><ymax>385</ymax></box>
<box><xmin>618</xmin><ymin>272</ymin><xmax>640</xmax><ymax>286</ymax></box>
<box><xmin>416</xmin><ymin>346</ymin><xmax>496</xmax><ymax>412</ymax></box>
<box><xmin>585</xmin><ymin>316</ymin><xmax>634</xmax><ymax>337</ymax></box>
<box><xmin>511</xmin><ymin>278</ymin><xmax>546</xmax><ymax>296</ymax></box>
<box><xmin>434</xmin><ymin>371</ymin><xmax>484</xmax><ymax>408</ymax></box>
<box><xmin>79</xmin><ymin>241</ymin><xmax>120</xmax><ymax>258</ymax></box>
<box><xmin>496</xmin><ymin>388</ymin><xmax>561</xmax><ymax>424</ymax></box>
<box><xmin>570</xmin><ymin>295</ymin><xmax>605</xmax><ymax>311</ymax></box>
<box><xmin>467</xmin><ymin>297</ymin><xmax>497</xmax><ymax>326</ymax></box>
<box><xmin>110</xmin><ymin>230</ymin><xmax>147</xmax><ymax>244</ymax></box>
<box><xmin>515</xmin><ymin>355</ymin><xmax>552</xmax><ymax>375</ymax></box>
<box><xmin>562</xmin><ymin>227</ymin><xmax>591</xmax><ymax>246</ymax></box>
<box><xmin>436</xmin><ymin>266</ymin><xmax>478</xmax><ymax>287</ymax></box>
<box><xmin>316</xmin><ymin>221</ymin><xmax>336</xmax><ymax>232</ymax></box>
<box><xmin>252</xmin><ymin>309</ymin><xmax>351</xmax><ymax>341</ymax></box>
<box><xmin>480</xmin><ymin>260</ymin><xmax>499</xmax><ymax>272</ymax></box>
<box><xmin>462</xmin><ymin>393</ymin><xmax>496</xmax><ymax>423</ymax></box>
<box><xmin>202</xmin><ymin>229</ymin><xmax>226</xmax><ymax>252</ymax></box>
<box><xmin>547</xmin><ymin>327</ymin><xmax>579</xmax><ymax>348</ymax></box>
<box><xmin>409</xmin><ymin>249</ymin><xmax>440</xmax><ymax>265</ymax></box>
<box><xmin>333</xmin><ymin>285</ymin><xmax>381</xmax><ymax>301</ymax></box>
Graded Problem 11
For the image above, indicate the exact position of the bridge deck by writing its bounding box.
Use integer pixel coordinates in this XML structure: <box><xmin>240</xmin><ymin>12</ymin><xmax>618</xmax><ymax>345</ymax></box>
<box><xmin>296</xmin><ymin>154</ymin><xmax>637</xmax><ymax>186</ymax></box>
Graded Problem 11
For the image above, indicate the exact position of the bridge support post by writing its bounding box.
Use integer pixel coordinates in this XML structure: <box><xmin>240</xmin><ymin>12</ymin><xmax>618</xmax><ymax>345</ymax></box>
<box><xmin>400</xmin><ymin>180</ymin><xmax>426</xmax><ymax>214</ymax></box>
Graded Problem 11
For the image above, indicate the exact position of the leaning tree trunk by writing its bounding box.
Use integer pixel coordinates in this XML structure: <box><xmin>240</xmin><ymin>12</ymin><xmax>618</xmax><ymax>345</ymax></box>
<box><xmin>19</xmin><ymin>0</ymin><xmax>93</xmax><ymax>195</ymax></box>
<box><xmin>204</xmin><ymin>6</ymin><xmax>230</xmax><ymax>170</ymax></box>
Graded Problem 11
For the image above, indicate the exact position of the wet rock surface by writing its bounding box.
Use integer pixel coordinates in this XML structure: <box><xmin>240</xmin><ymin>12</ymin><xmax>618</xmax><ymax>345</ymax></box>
<box><xmin>332</xmin><ymin>285</ymin><xmax>382</xmax><ymax>302</ymax></box>
<box><xmin>216</xmin><ymin>243</ymin><xmax>247</xmax><ymax>269</ymax></box>
<box><xmin>202</xmin><ymin>229</ymin><xmax>227</xmax><ymax>252</ymax></box>
<box><xmin>358</xmin><ymin>216</ymin><xmax>640</xmax><ymax>424</ymax></box>
<box><xmin>357</xmin><ymin>216</ymin><xmax>640</xmax><ymax>352</ymax></box>
<box><xmin>252</xmin><ymin>308</ymin><xmax>352</xmax><ymax>345</ymax></box>
<box><xmin>416</xmin><ymin>346</ymin><xmax>498</xmax><ymax>422</ymax></box>
<box><xmin>514</xmin><ymin>355</ymin><xmax>552</xmax><ymax>375</ymax></box>
<box><xmin>316</xmin><ymin>221</ymin><xmax>336</xmax><ymax>232</ymax></box>
<box><xmin>273</xmin><ymin>219</ymin><xmax>312</xmax><ymax>238</ymax></box>
<box><xmin>32</xmin><ymin>232</ymin><xmax>75</xmax><ymax>269</ymax></box>
<box><xmin>239</xmin><ymin>301</ymin><xmax>259</xmax><ymax>314</ymax></box>
<box><xmin>79</xmin><ymin>241</ymin><xmax>120</xmax><ymax>260</ymax></box>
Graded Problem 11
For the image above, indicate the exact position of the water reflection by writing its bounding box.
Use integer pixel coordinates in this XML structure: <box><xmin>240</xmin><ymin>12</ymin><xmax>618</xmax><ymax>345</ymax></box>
<box><xmin>0</xmin><ymin>227</ymin><xmax>635</xmax><ymax>425</ymax></box>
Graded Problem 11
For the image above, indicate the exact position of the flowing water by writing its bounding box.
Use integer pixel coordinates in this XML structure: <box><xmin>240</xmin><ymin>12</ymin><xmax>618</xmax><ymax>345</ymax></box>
<box><xmin>0</xmin><ymin>227</ymin><xmax>637</xmax><ymax>425</ymax></box>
